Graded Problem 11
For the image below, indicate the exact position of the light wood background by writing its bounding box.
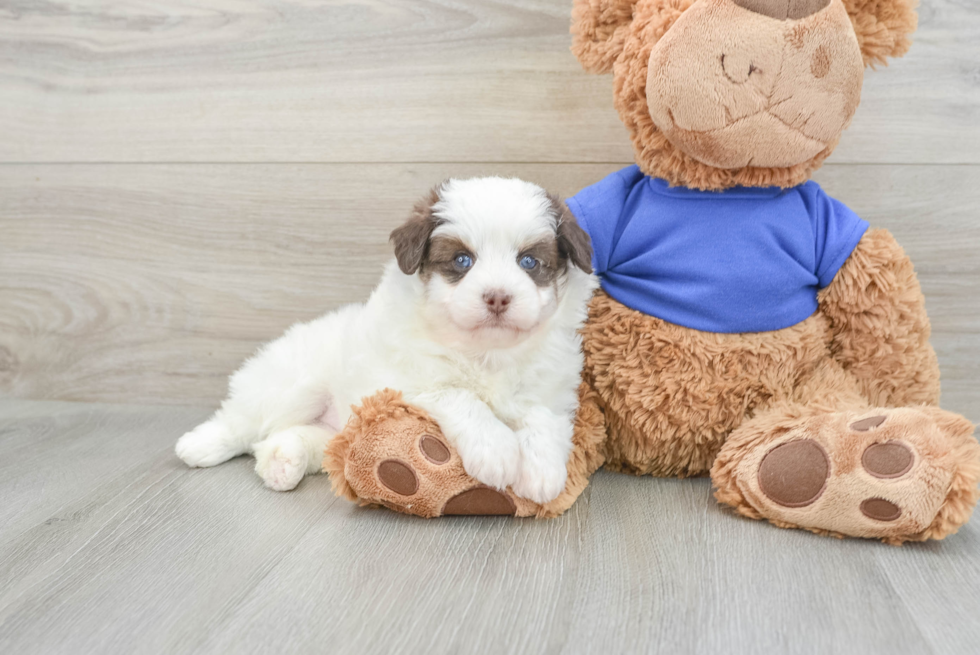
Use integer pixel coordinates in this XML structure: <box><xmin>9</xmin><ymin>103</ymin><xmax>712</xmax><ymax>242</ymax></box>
<box><xmin>1</xmin><ymin>0</ymin><xmax>978</xmax><ymax>413</ymax></box>
<box><xmin>1</xmin><ymin>1</ymin><xmax>979</xmax><ymax>653</ymax></box>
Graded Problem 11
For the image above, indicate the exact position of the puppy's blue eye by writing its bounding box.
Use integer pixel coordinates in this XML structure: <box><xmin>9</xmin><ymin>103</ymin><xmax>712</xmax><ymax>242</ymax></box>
<box><xmin>454</xmin><ymin>254</ymin><xmax>473</xmax><ymax>270</ymax></box>
<box><xmin>519</xmin><ymin>255</ymin><xmax>538</xmax><ymax>270</ymax></box>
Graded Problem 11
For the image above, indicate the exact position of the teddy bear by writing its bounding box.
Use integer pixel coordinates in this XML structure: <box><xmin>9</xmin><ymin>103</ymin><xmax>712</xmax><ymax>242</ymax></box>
<box><xmin>323</xmin><ymin>0</ymin><xmax>980</xmax><ymax>544</ymax></box>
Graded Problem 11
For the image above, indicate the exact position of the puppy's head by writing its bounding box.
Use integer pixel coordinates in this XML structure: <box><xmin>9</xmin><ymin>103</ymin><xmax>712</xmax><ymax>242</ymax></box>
<box><xmin>390</xmin><ymin>177</ymin><xmax>592</xmax><ymax>350</ymax></box>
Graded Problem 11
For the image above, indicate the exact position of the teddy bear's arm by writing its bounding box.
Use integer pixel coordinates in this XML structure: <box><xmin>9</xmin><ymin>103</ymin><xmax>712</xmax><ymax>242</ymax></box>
<box><xmin>817</xmin><ymin>227</ymin><xmax>940</xmax><ymax>408</ymax></box>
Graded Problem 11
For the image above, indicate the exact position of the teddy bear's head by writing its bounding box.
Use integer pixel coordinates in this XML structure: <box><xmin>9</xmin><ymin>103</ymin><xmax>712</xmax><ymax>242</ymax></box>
<box><xmin>572</xmin><ymin>0</ymin><xmax>917</xmax><ymax>190</ymax></box>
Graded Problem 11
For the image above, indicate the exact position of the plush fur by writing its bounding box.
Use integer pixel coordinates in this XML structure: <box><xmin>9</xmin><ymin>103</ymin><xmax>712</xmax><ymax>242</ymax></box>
<box><xmin>177</xmin><ymin>177</ymin><xmax>597</xmax><ymax>502</ymax></box>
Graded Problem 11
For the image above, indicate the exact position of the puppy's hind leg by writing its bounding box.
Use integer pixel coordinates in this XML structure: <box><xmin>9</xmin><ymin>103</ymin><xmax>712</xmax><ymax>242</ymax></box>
<box><xmin>177</xmin><ymin>321</ymin><xmax>326</xmax><ymax>469</ymax></box>
<box><xmin>176</xmin><ymin>406</ymin><xmax>259</xmax><ymax>469</ymax></box>
<box><xmin>253</xmin><ymin>424</ymin><xmax>335</xmax><ymax>491</ymax></box>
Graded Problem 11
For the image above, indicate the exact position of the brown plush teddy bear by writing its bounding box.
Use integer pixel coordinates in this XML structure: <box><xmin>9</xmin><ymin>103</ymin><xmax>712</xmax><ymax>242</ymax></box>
<box><xmin>324</xmin><ymin>0</ymin><xmax>980</xmax><ymax>544</ymax></box>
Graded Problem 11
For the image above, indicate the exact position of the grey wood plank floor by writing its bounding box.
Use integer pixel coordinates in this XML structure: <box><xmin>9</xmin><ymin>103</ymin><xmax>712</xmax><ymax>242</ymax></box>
<box><xmin>1</xmin><ymin>398</ymin><xmax>979</xmax><ymax>655</ymax></box>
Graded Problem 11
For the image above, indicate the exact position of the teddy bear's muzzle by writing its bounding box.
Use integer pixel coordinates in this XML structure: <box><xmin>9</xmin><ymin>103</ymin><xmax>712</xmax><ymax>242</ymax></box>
<box><xmin>644</xmin><ymin>0</ymin><xmax>863</xmax><ymax>170</ymax></box>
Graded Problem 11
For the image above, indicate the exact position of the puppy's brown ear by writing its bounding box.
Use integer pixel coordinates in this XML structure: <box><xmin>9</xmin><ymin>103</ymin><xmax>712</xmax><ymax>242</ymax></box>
<box><xmin>390</xmin><ymin>185</ymin><xmax>443</xmax><ymax>275</ymax></box>
<box><xmin>549</xmin><ymin>194</ymin><xmax>593</xmax><ymax>274</ymax></box>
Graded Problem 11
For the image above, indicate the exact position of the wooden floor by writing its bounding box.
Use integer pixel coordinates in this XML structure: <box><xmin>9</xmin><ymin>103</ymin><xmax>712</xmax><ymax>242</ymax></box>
<box><xmin>1</xmin><ymin>398</ymin><xmax>979</xmax><ymax>654</ymax></box>
<box><xmin>2</xmin><ymin>1</ymin><xmax>980</xmax><ymax>653</ymax></box>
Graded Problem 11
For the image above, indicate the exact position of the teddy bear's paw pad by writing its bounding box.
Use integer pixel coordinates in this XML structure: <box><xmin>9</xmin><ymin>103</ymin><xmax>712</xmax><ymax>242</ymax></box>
<box><xmin>420</xmin><ymin>435</ymin><xmax>451</xmax><ymax>464</ymax></box>
<box><xmin>721</xmin><ymin>407</ymin><xmax>980</xmax><ymax>542</ymax></box>
<box><xmin>442</xmin><ymin>486</ymin><xmax>516</xmax><ymax>516</ymax></box>
<box><xmin>850</xmin><ymin>415</ymin><xmax>886</xmax><ymax>432</ymax></box>
<box><xmin>861</xmin><ymin>441</ymin><xmax>913</xmax><ymax>479</ymax></box>
<box><xmin>338</xmin><ymin>410</ymin><xmax>521</xmax><ymax>518</ymax></box>
<box><xmin>360</xmin><ymin>430</ymin><xmax>473</xmax><ymax>517</ymax></box>
<box><xmin>377</xmin><ymin>459</ymin><xmax>419</xmax><ymax>496</ymax></box>
<box><xmin>859</xmin><ymin>498</ymin><xmax>902</xmax><ymax>522</ymax></box>
<box><xmin>757</xmin><ymin>439</ymin><xmax>829</xmax><ymax>508</ymax></box>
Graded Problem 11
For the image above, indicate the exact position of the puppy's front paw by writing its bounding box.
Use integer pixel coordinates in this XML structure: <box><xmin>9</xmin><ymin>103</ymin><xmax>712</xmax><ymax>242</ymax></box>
<box><xmin>512</xmin><ymin>455</ymin><xmax>568</xmax><ymax>504</ymax></box>
<box><xmin>254</xmin><ymin>433</ymin><xmax>308</xmax><ymax>492</ymax></box>
<box><xmin>455</xmin><ymin>425</ymin><xmax>521</xmax><ymax>492</ymax></box>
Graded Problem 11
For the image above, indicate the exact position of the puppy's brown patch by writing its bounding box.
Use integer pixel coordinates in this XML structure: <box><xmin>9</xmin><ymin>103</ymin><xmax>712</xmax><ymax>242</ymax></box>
<box><xmin>390</xmin><ymin>185</ymin><xmax>444</xmax><ymax>275</ymax></box>
<box><xmin>421</xmin><ymin>235</ymin><xmax>474</xmax><ymax>284</ymax></box>
<box><xmin>520</xmin><ymin>238</ymin><xmax>564</xmax><ymax>288</ymax></box>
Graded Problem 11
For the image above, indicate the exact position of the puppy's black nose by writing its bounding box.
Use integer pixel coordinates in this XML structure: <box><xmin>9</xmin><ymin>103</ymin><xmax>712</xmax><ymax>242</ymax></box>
<box><xmin>483</xmin><ymin>291</ymin><xmax>512</xmax><ymax>315</ymax></box>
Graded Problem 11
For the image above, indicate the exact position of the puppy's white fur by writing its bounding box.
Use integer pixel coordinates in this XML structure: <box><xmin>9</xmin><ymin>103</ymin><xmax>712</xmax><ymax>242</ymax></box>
<box><xmin>176</xmin><ymin>177</ymin><xmax>597</xmax><ymax>502</ymax></box>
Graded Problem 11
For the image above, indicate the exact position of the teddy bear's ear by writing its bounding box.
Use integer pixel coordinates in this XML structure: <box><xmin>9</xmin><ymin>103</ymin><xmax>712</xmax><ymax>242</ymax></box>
<box><xmin>571</xmin><ymin>0</ymin><xmax>640</xmax><ymax>74</ymax></box>
<box><xmin>844</xmin><ymin>0</ymin><xmax>918</xmax><ymax>67</ymax></box>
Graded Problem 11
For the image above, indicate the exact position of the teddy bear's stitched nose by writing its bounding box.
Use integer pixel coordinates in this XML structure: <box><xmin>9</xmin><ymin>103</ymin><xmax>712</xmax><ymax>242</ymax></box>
<box><xmin>733</xmin><ymin>0</ymin><xmax>830</xmax><ymax>20</ymax></box>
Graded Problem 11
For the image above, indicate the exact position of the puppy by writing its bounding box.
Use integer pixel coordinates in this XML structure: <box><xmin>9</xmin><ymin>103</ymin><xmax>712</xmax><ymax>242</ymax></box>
<box><xmin>175</xmin><ymin>177</ymin><xmax>596</xmax><ymax>503</ymax></box>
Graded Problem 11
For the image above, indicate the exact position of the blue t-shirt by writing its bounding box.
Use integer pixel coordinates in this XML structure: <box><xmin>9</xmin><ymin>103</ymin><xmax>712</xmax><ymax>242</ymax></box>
<box><xmin>566</xmin><ymin>165</ymin><xmax>868</xmax><ymax>333</ymax></box>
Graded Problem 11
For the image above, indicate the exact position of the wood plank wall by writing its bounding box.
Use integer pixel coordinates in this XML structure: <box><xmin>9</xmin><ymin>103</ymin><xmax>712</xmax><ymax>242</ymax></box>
<box><xmin>1</xmin><ymin>0</ymin><xmax>978</xmax><ymax>419</ymax></box>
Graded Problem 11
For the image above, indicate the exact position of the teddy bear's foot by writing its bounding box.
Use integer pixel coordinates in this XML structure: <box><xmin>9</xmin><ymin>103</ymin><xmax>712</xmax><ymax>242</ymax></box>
<box><xmin>323</xmin><ymin>386</ymin><xmax>607</xmax><ymax>519</ymax></box>
<box><xmin>712</xmin><ymin>407</ymin><xmax>980</xmax><ymax>544</ymax></box>
<box><xmin>323</xmin><ymin>390</ymin><xmax>518</xmax><ymax>517</ymax></box>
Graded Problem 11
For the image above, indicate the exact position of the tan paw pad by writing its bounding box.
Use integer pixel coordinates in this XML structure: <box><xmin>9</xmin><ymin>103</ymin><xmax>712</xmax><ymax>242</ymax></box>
<box><xmin>338</xmin><ymin>409</ymin><xmax>530</xmax><ymax>518</ymax></box>
<box><xmin>377</xmin><ymin>459</ymin><xmax>419</xmax><ymax>496</ymax></box>
<box><xmin>419</xmin><ymin>434</ymin><xmax>451</xmax><ymax>464</ymax></box>
<box><xmin>443</xmin><ymin>487</ymin><xmax>517</xmax><ymax>516</ymax></box>
<box><xmin>861</xmin><ymin>441</ymin><xmax>913</xmax><ymax>479</ymax></box>
<box><xmin>758</xmin><ymin>439</ymin><xmax>829</xmax><ymax>508</ymax></box>
<box><xmin>850</xmin><ymin>415</ymin><xmax>886</xmax><ymax>432</ymax></box>
<box><xmin>860</xmin><ymin>497</ymin><xmax>902</xmax><ymax>522</ymax></box>
<box><xmin>722</xmin><ymin>407</ymin><xmax>973</xmax><ymax>541</ymax></box>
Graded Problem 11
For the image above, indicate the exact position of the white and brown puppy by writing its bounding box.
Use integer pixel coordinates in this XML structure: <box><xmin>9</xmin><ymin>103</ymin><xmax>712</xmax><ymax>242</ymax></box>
<box><xmin>175</xmin><ymin>177</ymin><xmax>597</xmax><ymax>502</ymax></box>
